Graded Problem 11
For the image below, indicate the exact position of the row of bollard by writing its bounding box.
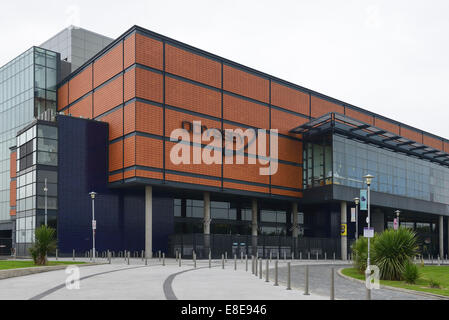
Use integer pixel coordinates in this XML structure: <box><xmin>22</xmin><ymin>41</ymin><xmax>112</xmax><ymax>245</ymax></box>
<box><xmin>245</xmin><ymin>255</ymin><xmax>338</xmax><ymax>300</ymax></box>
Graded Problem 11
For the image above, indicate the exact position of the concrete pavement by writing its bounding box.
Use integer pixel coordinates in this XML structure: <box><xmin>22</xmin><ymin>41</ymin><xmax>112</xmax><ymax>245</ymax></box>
<box><xmin>0</xmin><ymin>257</ymin><xmax>442</xmax><ymax>300</ymax></box>
<box><xmin>0</xmin><ymin>257</ymin><xmax>327</xmax><ymax>300</ymax></box>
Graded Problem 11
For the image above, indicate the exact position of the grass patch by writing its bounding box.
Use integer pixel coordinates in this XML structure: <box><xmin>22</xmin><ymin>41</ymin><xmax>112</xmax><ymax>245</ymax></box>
<box><xmin>341</xmin><ymin>266</ymin><xmax>449</xmax><ymax>297</ymax></box>
<box><xmin>0</xmin><ymin>260</ymin><xmax>85</xmax><ymax>270</ymax></box>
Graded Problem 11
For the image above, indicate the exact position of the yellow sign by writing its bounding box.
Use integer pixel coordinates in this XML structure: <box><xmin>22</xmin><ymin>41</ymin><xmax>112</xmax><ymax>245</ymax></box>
<box><xmin>341</xmin><ymin>224</ymin><xmax>347</xmax><ymax>236</ymax></box>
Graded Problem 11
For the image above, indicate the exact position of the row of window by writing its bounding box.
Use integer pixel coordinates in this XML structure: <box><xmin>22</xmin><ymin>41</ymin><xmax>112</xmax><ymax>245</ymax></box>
<box><xmin>333</xmin><ymin>135</ymin><xmax>449</xmax><ymax>205</ymax></box>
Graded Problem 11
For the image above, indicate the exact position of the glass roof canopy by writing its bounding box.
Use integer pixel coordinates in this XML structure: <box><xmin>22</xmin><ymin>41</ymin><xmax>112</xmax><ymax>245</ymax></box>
<box><xmin>290</xmin><ymin>112</ymin><xmax>449</xmax><ymax>168</ymax></box>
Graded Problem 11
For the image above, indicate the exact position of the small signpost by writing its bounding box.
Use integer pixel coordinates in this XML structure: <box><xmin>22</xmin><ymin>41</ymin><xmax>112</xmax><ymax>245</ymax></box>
<box><xmin>393</xmin><ymin>218</ymin><xmax>398</xmax><ymax>230</ymax></box>
<box><xmin>364</xmin><ymin>227</ymin><xmax>374</xmax><ymax>238</ymax></box>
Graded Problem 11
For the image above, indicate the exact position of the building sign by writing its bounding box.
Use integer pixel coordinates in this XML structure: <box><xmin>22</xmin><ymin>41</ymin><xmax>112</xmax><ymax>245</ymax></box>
<box><xmin>350</xmin><ymin>207</ymin><xmax>356</xmax><ymax>222</ymax></box>
<box><xmin>360</xmin><ymin>189</ymin><xmax>367</xmax><ymax>210</ymax></box>
<box><xmin>341</xmin><ymin>224</ymin><xmax>347</xmax><ymax>236</ymax></box>
<box><xmin>363</xmin><ymin>227</ymin><xmax>374</xmax><ymax>238</ymax></box>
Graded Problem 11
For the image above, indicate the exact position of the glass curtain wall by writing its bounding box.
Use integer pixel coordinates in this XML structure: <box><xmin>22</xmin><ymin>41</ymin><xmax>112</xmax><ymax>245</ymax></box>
<box><xmin>333</xmin><ymin>134</ymin><xmax>449</xmax><ymax>205</ymax></box>
<box><xmin>15</xmin><ymin>123</ymin><xmax>58</xmax><ymax>255</ymax></box>
<box><xmin>303</xmin><ymin>135</ymin><xmax>333</xmax><ymax>189</ymax></box>
<box><xmin>0</xmin><ymin>47</ymin><xmax>58</xmax><ymax>223</ymax></box>
<box><xmin>174</xmin><ymin>198</ymin><xmax>303</xmax><ymax>236</ymax></box>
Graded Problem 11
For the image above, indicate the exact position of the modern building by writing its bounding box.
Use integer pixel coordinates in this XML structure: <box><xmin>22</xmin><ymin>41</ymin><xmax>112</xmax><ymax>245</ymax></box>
<box><xmin>0</xmin><ymin>27</ymin><xmax>112</xmax><ymax>255</ymax></box>
<box><xmin>1</xmin><ymin>25</ymin><xmax>448</xmax><ymax>259</ymax></box>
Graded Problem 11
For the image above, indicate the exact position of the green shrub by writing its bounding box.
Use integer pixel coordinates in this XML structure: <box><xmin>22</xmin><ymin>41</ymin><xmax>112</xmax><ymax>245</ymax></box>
<box><xmin>372</xmin><ymin>228</ymin><xmax>419</xmax><ymax>281</ymax></box>
<box><xmin>429</xmin><ymin>278</ymin><xmax>441</xmax><ymax>289</ymax></box>
<box><xmin>28</xmin><ymin>225</ymin><xmax>57</xmax><ymax>265</ymax></box>
<box><xmin>351</xmin><ymin>237</ymin><xmax>369</xmax><ymax>273</ymax></box>
<box><xmin>402</xmin><ymin>260</ymin><xmax>420</xmax><ymax>284</ymax></box>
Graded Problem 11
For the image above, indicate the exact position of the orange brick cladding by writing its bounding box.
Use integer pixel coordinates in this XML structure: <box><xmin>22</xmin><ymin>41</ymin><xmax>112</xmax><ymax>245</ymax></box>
<box><xmin>223</xmin><ymin>94</ymin><xmax>269</xmax><ymax>129</ymax></box>
<box><xmin>93</xmin><ymin>75</ymin><xmax>123</xmax><ymax>118</ymax></box>
<box><xmin>69</xmin><ymin>65</ymin><xmax>92</xmax><ymax>104</ymax></box>
<box><xmin>165</xmin><ymin>76</ymin><xmax>221</xmax><ymax>118</ymax></box>
<box><xmin>94</xmin><ymin>43</ymin><xmax>123</xmax><ymax>87</ymax></box>
<box><xmin>166</xmin><ymin>44</ymin><xmax>221</xmax><ymax>88</ymax></box>
<box><xmin>57</xmin><ymin>28</ymin><xmax>449</xmax><ymax>200</ymax></box>
<box><xmin>223</xmin><ymin>65</ymin><xmax>269</xmax><ymax>103</ymax></box>
<box><xmin>271</xmin><ymin>82</ymin><xmax>309</xmax><ymax>116</ymax></box>
<box><xmin>10</xmin><ymin>151</ymin><xmax>16</xmax><ymax>179</ymax></box>
<box><xmin>311</xmin><ymin>96</ymin><xmax>344</xmax><ymax>118</ymax></box>
<box><xmin>135</xmin><ymin>33</ymin><xmax>163</xmax><ymax>70</ymax></box>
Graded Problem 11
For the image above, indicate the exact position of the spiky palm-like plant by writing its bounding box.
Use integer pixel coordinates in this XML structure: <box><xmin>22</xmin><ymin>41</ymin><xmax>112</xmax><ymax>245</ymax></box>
<box><xmin>28</xmin><ymin>225</ymin><xmax>57</xmax><ymax>265</ymax></box>
<box><xmin>351</xmin><ymin>236</ymin><xmax>372</xmax><ymax>273</ymax></box>
<box><xmin>372</xmin><ymin>228</ymin><xmax>419</xmax><ymax>281</ymax></box>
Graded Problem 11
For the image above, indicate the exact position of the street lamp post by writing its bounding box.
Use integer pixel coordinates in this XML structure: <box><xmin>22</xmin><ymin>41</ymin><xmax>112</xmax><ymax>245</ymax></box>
<box><xmin>395</xmin><ymin>210</ymin><xmax>401</xmax><ymax>229</ymax></box>
<box><xmin>354</xmin><ymin>197</ymin><xmax>360</xmax><ymax>240</ymax></box>
<box><xmin>89</xmin><ymin>191</ymin><xmax>97</xmax><ymax>262</ymax></box>
<box><xmin>44</xmin><ymin>178</ymin><xmax>48</xmax><ymax>226</ymax></box>
<box><xmin>363</xmin><ymin>174</ymin><xmax>374</xmax><ymax>300</ymax></box>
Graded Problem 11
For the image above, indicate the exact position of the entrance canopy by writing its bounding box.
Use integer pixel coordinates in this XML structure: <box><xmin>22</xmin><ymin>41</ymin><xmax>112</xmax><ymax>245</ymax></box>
<box><xmin>290</xmin><ymin>112</ymin><xmax>449</xmax><ymax>168</ymax></box>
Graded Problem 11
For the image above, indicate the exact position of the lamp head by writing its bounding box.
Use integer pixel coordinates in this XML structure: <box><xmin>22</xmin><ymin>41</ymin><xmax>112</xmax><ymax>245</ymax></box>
<box><xmin>363</xmin><ymin>174</ymin><xmax>374</xmax><ymax>186</ymax></box>
<box><xmin>89</xmin><ymin>191</ymin><xmax>97</xmax><ymax>199</ymax></box>
<box><xmin>395</xmin><ymin>210</ymin><xmax>400</xmax><ymax>217</ymax></box>
<box><xmin>354</xmin><ymin>197</ymin><xmax>360</xmax><ymax>205</ymax></box>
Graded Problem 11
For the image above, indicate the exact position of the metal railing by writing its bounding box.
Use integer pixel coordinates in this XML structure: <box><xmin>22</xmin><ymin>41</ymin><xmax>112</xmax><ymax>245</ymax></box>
<box><xmin>168</xmin><ymin>234</ymin><xmax>341</xmax><ymax>259</ymax></box>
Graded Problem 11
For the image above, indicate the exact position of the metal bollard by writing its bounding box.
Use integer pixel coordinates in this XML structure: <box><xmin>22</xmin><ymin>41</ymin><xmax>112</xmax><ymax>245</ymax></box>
<box><xmin>245</xmin><ymin>255</ymin><xmax>248</xmax><ymax>272</ymax></box>
<box><xmin>333</xmin><ymin>252</ymin><xmax>336</xmax><ymax>261</ymax></box>
<box><xmin>145</xmin><ymin>256</ymin><xmax>148</xmax><ymax>265</ymax></box>
<box><xmin>251</xmin><ymin>256</ymin><xmax>254</xmax><ymax>274</ymax></box>
<box><xmin>366</xmin><ymin>287</ymin><xmax>371</xmax><ymax>300</ymax></box>
<box><xmin>179</xmin><ymin>253</ymin><xmax>182</xmax><ymax>267</ymax></box>
<box><xmin>270</xmin><ymin>251</ymin><xmax>272</xmax><ymax>262</ymax></box>
<box><xmin>56</xmin><ymin>249</ymin><xmax>58</xmax><ymax>261</ymax></box>
<box><xmin>265</xmin><ymin>259</ymin><xmax>269</xmax><ymax>282</ymax></box>
<box><xmin>255</xmin><ymin>257</ymin><xmax>258</xmax><ymax>277</ymax></box>
<box><xmin>73</xmin><ymin>249</ymin><xmax>75</xmax><ymax>261</ymax></box>
<box><xmin>259</xmin><ymin>259</ymin><xmax>263</xmax><ymax>279</ymax></box>
<box><xmin>300</xmin><ymin>252</ymin><xmax>302</xmax><ymax>260</ymax></box>
<box><xmin>193</xmin><ymin>251</ymin><xmax>197</xmax><ymax>269</ymax></box>
<box><xmin>251</xmin><ymin>255</ymin><xmax>255</xmax><ymax>274</ymax></box>
<box><xmin>325</xmin><ymin>252</ymin><xmax>327</xmax><ymax>261</ymax></box>
<box><xmin>141</xmin><ymin>250</ymin><xmax>144</xmax><ymax>261</ymax></box>
<box><xmin>304</xmin><ymin>265</ymin><xmax>310</xmax><ymax>295</ymax></box>
<box><xmin>316</xmin><ymin>252</ymin><xmax>319</xmax><ymax>261</ymax></box>
<box><xmin>127</xmin><ymin>251</ymin><xmax>130</xmax><ymax>265</ymax></box>
<box><xmin>222</xmin><ymin>254</ymin><xmax>225</xmax><ymax>269</ymax></box>
<box><xmin>438</xmin><ymin>255</ymin><xmax>441</xmax><ymax>266</ymax></box>
<box><xmin>292</xmin><ymin>252</ymin><xmax>294</xmax><ymax>260</ymax></box>
<box><xmin>274</xmin><ymin>260</ymin><xmax>279</xmax><ymax>286</ymax></box>
<box><xmin>284</xmin><ymin>251</ymin><xmax>286</xmax><ymax>260</ymax></box>
<box><xmin>287</xmin><ymin>262</ymin><xmax>291</xmax><ymax>290</ymax></box>
<box><xmin>159</xmin><ymin>250</ymin><xmax>161</xmax><ymax>261</ymax></box>
<box><xmin>225</xmin><ymin>251</ymin><xmax>228</xmax><ymax>263</ymax></box>
<box><xmin>241</xmin><ymin>251</ymin><xmax>243</xmax><ymax>262</ymax></box>
<box><xmin>163</xmin><ymin>253</ymin><xmax>165</xmax><ymax>266</ymax></box>
<box><xmin>209</xmin><ymin>251</ymin><xmax>211</xmax><ymax>268</ymax></box>
<box><xmin>330</xmin><ymin>267</ymin><xmax>335</xmax><ymax>300</ymax></box>
<box><xmin>234</xmin><ymin>254</ymin><xmax>237</xmax><ymax>271</ymax></box>
<box><xmin>108</xmin><ymin>251</ymin><xmax>111</xmax><ymax>264</ymax></box>
<box><xmin>308</xmin><ymin>252</ymin><xmax>310</xmax><ymax>260</ymax></box>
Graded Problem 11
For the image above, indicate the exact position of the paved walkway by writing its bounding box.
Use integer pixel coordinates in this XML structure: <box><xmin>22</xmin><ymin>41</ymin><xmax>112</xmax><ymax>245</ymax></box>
<box><xmin>272</xmin><ymin>263</ymin><xmax>436</xmax><ymax>300</ymax></box>
<box><xmin>0</xmin><ymin>258</ymin><xmax>326</xmax><ymax>300</ymax></box>
<box><xmin>0</xmin><ymin>257</ymin><xmax>439</xmax><ymax>300</ymax></box>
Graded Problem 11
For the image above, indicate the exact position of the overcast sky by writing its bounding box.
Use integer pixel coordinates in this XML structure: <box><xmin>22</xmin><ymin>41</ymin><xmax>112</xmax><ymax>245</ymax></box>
<box><xmin>1</xmin><ymin>0</ymin><xmax>448</xmax><ymax>139</ymax></box>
